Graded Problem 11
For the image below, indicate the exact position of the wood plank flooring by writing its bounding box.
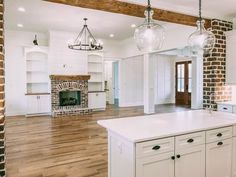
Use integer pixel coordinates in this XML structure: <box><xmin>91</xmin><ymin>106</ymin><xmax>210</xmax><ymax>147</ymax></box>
<box><xmin>5</xmin><ymin>104</ymin><xmax>189</xmax><ymax>177</ymax></box>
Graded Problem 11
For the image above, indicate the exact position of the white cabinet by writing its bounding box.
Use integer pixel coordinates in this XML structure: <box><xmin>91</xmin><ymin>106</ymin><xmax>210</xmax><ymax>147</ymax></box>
<box><xmin>206</xmin><ymin>138</ymin><xmax>232</xmax><ymax>177</ymax></box>
<box><xmin>26</xmin><ymin>95</ymin><xmax>51</xmax><ymax>116</ymax></box>
<box><xmin>88</xmin><ymin>92</ymin><xmax>106</xmax><ymax>110</ymax></box>
<box><xmin>175</xmin><ymin>145</ymin><xmax>205</xmax><ymax>177</ymax></box>
<box><xmin>217</xmin><ymin>104</ymin><xmax>233</xmax><ymax>113</ymax></box>
<box><xmin>233</xmin><ymin>137</ymin><xmax>236</xmax><ymax>177</ymax></box>
<box><xmin>137</xmin><ymin>133</ymin><xmax>205</xmax><ymax>177</ymax></box>
<box><xmin>136</xmin><ymin>152</ymin><xmax>174</xmax><ymax>177</ymax></box>
<box><xmin>226</xmin><ymin>30</ymin><xmax>236</xmax><ymax>84</ymax></box>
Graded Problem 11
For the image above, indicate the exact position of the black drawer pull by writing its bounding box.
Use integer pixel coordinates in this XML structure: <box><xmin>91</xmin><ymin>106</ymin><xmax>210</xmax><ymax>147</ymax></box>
<box><xmin>171</xmin><ymin>156</ymin><xmax>175</xmax><ymax>160</ymax></box>
<box><xmin>187</xmin><ymin>139</ymin><xmax>194</xmax><ymax>143</ymax></box>
<box><xmin>217</xmin><ymin>133</ymin><xmax>223</xmax><ymax>137</ymax></box>
<box><xmin>152</xmin><ymin>145</ymin><xmax>161</xmax><ymax>150</ymax></box>
<box><xmin>223</xmin><ymin>107</ymin><xmax>228</xmax><ymax>110</ymax></box>
<box><xmin>176</xmin><ymin>154</ymin><xmax>181</xmax><ymax>159</ymax></box>
<box><xmin>217</xmin><ymin>142</ymin><xmax>223</xmax><ymax>146</ymax></box>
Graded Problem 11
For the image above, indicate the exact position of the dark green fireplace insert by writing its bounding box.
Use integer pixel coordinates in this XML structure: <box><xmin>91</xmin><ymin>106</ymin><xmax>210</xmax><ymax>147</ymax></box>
<box><xmin>59</xmin><ymin>90</ymin><xmax>81</xmax><ymax>106</ymax></box>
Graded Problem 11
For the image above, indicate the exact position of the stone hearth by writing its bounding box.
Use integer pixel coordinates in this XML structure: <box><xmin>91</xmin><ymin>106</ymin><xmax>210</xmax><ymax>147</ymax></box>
<box><xmin>50</xmin><ymin>75</ymin><xmax>92</xmax><ymax>117</ymax></box>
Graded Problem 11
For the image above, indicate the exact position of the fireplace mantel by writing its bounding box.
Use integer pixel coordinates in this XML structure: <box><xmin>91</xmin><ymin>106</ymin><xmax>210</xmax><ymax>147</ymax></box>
<box><xmin>50</xmin><ymin>75</ymin><xmax>91</xmax><ymax>81</ymax></box>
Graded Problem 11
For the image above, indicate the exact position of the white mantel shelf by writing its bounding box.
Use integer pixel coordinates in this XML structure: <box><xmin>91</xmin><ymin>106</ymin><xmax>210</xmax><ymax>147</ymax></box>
<box><xmin>98</xmin><ymin>110</ymin><xmax>236</xmax><ymax>143</ymax></box>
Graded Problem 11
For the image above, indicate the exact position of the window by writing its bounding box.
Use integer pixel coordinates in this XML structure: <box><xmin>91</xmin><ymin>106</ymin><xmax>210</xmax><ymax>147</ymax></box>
<box><xmin>188</xmin><ymin>63</ymin><xmax>192</xmax><ymax>93</ymax></box>
<box><xmin>177</xmin><ymin>64</ymin><xmax>185</xmax><ymax>92</ymax></box>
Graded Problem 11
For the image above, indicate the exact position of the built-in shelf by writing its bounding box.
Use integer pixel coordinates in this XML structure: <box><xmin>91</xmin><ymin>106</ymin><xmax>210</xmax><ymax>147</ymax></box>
<box><xmin>25</xmin><ymin>46</ymin><xmax>50</xmax><ymax>95</ymax></box>
<box><xmin>87</xmin><ymin>52</ymin><xmax>104</xmax><ymax>92</ymax></box>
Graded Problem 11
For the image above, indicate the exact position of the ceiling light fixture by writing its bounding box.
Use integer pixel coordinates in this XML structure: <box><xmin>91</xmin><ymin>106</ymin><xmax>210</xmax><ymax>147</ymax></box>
<box><xmin>188</xmin><ymin>0</ymin><xmax>215</xmax><ymax>54</ymax></box>
<box><xmin>134</xmin><ymin>0</ymin><xmax>164</xmax><ymax>52</ymax></box>
<box><xmin>68</xmin><ymin>18</ymin><xmax>103</xmax><ymax>51</ymax></box>
<box><xmin>17</xmin><ymin>24</ymin><xmax>23</xmax><ymax>28</ymax></box>
<box><xmin>18</xmin><ymin>7</ymin><xmax>26</xmax><ymax>12</ymax></box>
<box><xmin>109</xmin><ymin>34</ymin><xmax>114</xmax><ymax>38</ymax></box>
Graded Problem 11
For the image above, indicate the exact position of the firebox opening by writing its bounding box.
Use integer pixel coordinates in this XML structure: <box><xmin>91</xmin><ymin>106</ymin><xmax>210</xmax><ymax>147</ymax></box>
<box><xmin>59</xmin><ymin>90</ymin><xmax>81</xmax><ymax>106</ymax></box>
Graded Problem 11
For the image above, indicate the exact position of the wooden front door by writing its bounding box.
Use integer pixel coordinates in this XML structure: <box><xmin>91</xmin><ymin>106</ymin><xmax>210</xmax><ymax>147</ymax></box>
<box><xmin>175</xmin><ymin>61</ymin><xmax>192</xmax><ymax>106</ymax></box>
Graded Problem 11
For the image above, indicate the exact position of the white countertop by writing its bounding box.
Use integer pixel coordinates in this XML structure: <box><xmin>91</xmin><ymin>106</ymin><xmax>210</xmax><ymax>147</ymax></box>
<box><xmin>217</xmin><ymin>101</ymin><xmax>236</xmax><ymax>106</ymax></box>
<box><xmin>98</xmin><ymin>110</ymin><xmax>236</xmax><ymax>143</ymax></box>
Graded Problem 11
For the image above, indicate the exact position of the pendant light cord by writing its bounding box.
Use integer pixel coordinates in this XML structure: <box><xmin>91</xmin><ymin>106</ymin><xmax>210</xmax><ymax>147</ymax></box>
<box><xmin>147</xmin><ymin>0</ymin><xmax>151</xmax><ymax>24</ymax></box>
<box><xmin>199</xmin><ymin>0</ymin><xmax>202</xmax><ymax>21</ymax></box>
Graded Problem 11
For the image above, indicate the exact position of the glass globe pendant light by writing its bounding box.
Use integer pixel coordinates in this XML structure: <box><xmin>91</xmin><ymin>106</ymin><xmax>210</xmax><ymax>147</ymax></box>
<box><xmin>188</xmin><ymin>0</ymin><xmax>215</xmax><ymax>54</ymax></box>
<box><xmin>134</xmin><ymin>0</ymin><xmax>165</xmax><ymax>52</ymax></box>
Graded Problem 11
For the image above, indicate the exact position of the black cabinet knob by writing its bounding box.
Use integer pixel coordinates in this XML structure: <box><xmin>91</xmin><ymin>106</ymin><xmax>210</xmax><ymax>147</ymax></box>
<box><xmin>187</xmin><ymin>138</ymin><xmax>194</xmax><ymax>143</ymax></box>
<box><xmin>171</xmin><ymin>156</ymin><xmax>175</xmax><ymax>160</ymax></box>
<box><xmin>217</xmin><ymin>133</ymin><xmax>223</xmax><ymax>137</ymax></box>
<box><xmin>217</xmin><ymin>142</ymin><xmax>223</xmax><ymax>146</ymax></box>
<box><xmin>176</xmin><ymin>154</ymin><xmax>181</xmax><ymax>158</ymax></box>
<box><xmin>152</xmin><ymin>145</ymin><xmax>161</xmax><ymax>150</ymax></box>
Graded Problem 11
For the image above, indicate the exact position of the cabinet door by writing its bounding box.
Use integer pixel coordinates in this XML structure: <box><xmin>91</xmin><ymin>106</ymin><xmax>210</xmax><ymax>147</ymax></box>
<box><xmin>26</xmin><ymin>95</ymin><xmax>39</xmax><ymax>114</ymax></box>
<box><xmin>233</xmin><ymin>137</ymin><xmax>236</xmax><ymax>177</ymax></box>
<box><xmin>206</xmin><ymin>138</ymin><xmax>232</xmax><ymax>177</ymax></box>
<box><xmin>38</xmin><ymin>95</ymin><xmax>51</xmax><ymax>114</ymax></box>
<box><xmin>175</xmin><ymin>145</ymin><xmax>205</xmax><ymax>177</ymax></box>
<box><xmin>136</xmin><ymin>152</ymin><xmax>174</xmax><ymax>177</ymax></box>
<box><xmin>88</xmin><ymin>93</ymin><xmax>106</xmax><ymax>109</ymax></box>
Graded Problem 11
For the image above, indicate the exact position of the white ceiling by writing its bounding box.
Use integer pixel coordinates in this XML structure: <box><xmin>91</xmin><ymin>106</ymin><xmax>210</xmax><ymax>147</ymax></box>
<box><xmin>5</xmin><ymin>0</ymin><xmax>236</xmax><ymax>40</ymax></box>
<box><xmin>121</xmin><ymin>0</ymin><xmax>236</xmax><ymax>20</ymax></box>
<box><xmin>5</xmin><ymin>0</ymin><xmax>164</xmax><ymax>40</ymax></box>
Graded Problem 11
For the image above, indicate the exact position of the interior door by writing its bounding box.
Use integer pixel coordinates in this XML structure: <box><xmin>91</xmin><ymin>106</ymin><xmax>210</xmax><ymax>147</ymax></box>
<box><xmin>206</xmin><ymin>138</ymin><xmax>232</xmax><ymax>177</ymax></box>
<box><xmin>176</xmin><ymin>61</ymin><xmax>192</xmax><ymax>106</ymax></box>
<box><xmin>175</xmin><ymin>145</ymin><xmax>205</xmax><ymax>177</ymax></box>
<box><xmin>136</xmin><ymin>152</ymin><xmax>175</xmax><ymax>177</ymax></box>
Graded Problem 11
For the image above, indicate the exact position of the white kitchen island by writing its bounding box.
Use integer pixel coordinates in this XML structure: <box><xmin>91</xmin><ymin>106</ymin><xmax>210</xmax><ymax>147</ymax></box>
<box><xmin>98</xmin><ymin>110</ymin><xmax>236</xmax><ymax>177</ymax></box>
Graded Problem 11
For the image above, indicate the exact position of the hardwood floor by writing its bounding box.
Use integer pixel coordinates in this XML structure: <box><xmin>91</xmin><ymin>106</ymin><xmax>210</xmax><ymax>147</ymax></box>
<box><xmin>5</xmin><ymin>104</ymin><xmax>190</xmax><ymax>177</ymax></box>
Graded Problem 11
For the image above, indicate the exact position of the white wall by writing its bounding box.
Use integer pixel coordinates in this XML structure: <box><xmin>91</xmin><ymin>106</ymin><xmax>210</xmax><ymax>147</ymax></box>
<box><xmin>5</xmin><ymin>30</ymin><xmax>122</xmax><ymax>116</ymax></box>
<box><xmin>119</xmin><ymin>54</ymin><xmax>176</xmax><ymax>107</ymax></box>
<box><xmin>48</xmin><ymin>31</ymin><xmax>88</xmax><ymax>75</ymax></box>
<box><xmin>154</xmin><ymin>54</ymin><xmax>175</xmax><ymax>104</ymax></box>
<box><xmin>118</xmin><ymin>24</ymin><xmax>195</xmax><ymax>59</ymax></box>
<box><xmin>119</xmin><ymin>56</ymin><xmax>144</xmax><ymax>107</ymax></box>
<box><xmin>233</xmin><ymin>18</ymin><xmax>236</xmax><ymax>30</ymax></box>
<box><xmin>5</xmin><ymin>30</ymin><xmax>48</xmax><ymax>116</ymax></box>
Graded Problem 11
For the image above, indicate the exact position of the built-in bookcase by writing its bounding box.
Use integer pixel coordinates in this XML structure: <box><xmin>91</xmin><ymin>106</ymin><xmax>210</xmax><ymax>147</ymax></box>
<box><xmin>24</xmin><ymin>46</ymin><xmax>49</xmax><ymax>94</ymax></box>
<box><xmin>87</xmin><ymin>53</ymin><xmax>104</xmax><ymax>91</ymax></box>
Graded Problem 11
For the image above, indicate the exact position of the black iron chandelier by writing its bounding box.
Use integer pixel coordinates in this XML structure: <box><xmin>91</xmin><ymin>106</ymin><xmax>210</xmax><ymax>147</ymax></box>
<box><xmin>68</xmin><ymin>18</ymin><xmax>103</xmax><ymax>51</ymax></box>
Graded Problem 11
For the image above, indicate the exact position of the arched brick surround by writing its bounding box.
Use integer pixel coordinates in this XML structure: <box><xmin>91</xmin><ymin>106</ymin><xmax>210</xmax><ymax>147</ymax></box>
<box><xmin>50</xmin><ymin>75</ymin><xmax>92</xmax><ymax>117</ymax></box>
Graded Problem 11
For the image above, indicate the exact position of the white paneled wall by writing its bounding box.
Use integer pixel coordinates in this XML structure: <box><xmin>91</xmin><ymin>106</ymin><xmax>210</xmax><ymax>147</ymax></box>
<box><xmin>154</xmin><ymin>54</ymin><xmax>175</xmax><ymax>104</ymax></box>
<box><xmin>48</xmin><ymin>31</ymin><xmax>88</xmax><ymax>75</ymax></box>
<box><xmin>119</xmin><ymin>54</ymin><xmax>175</xmax><ymax>107</ymax></box>
<box><xmin>119</xmin><ymin>56</ymin><xmax>144</xmax><ymax>107</ymax></box>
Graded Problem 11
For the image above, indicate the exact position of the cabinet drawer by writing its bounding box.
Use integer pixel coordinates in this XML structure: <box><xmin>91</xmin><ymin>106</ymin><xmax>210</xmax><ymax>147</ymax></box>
<box><xmin>136</xmin><ymin>137</ymin><xmax>174</xmax><ymax>158</ymax></box>
<box><xmin>206</xmin><ymin>127</ymin><xmax>233</xmax><ymax>143</ymax></box>
<box><xmin>175</xmin><ymin>131</ymin><xmax>205</xmax><ymax>150</ymax></box>
<box><xmin>217</xmin><ymin>104</ymin><xmax>233</xmax><ymax>113</ymax></box>
<box><xmin>234</xmin><ymin>126</ymin><xmax>236</xmax><ymax>137</ymax></box>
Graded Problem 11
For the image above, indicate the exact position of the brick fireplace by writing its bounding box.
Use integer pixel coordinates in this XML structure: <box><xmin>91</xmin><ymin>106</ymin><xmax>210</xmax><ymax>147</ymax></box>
<box><xmin>50</xmin><ymin>75</ymin><xmax>92</xmax><ymax>117</ymax></box>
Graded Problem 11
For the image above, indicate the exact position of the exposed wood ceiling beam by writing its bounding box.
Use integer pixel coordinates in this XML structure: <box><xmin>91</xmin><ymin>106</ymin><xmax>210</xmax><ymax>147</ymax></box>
<box><xmin>44</xmin><ymin>0</ymin><xmax>211</xmax><ymax>28</ymax></box>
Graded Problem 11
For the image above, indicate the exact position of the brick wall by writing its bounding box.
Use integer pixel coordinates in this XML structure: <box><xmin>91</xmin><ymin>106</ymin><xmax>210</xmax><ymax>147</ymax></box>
<box><xmin>0</xmin><ymin>0</ymin><xmax>5</xmax><ymax>176</ymax></box>
<box><xmin>203</xmin><ymin>19</ymin><xmax>233</xmax><ymax>109</ymax></box>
